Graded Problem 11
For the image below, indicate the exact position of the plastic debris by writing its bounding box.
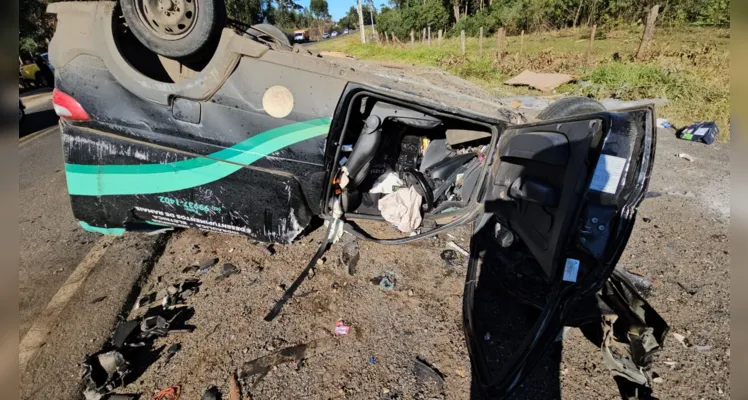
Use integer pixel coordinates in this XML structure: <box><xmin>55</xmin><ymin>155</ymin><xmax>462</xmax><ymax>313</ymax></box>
<box><xmin>695</xmin><ymin>345</ymin><xmax>712</xmax><ymax>352</ymax></box>
<box><xmin>216</xmin><ymin>263</ymin><xmax>240</xmax><ymax>280</ymax></box>
<box><xmin>264</xmin><ymin>244</ymin><xmax>276</xmax><ymax>256</ymax></box>
<box><xmin>372</xmin><ymin>271</ymin><xmax>396</xmax><ymax>291</ymax></box>
<box><xmin>677</xmin><ymin>121</ymin><xmax>719</xmax><ymax>144</ymax></box>
<box><xmin>239</xmin><ymin>339</ymin><xmax>337</xmax><ymax>382</ymax></box>
<box><xmin>152</xmin><ymin>386</ymin><xmax>181</xmax><ymax>400</ymax></box>
<box><xmin>672</xmin><ymin>332</ymin><xmax>690</xmax><ymax>348</ymax></box>
<box><xmin>182</xmin><ymin>265</ymin><xmax>199</xmax><ymax>274</ymax></box>
<box><xmin>446</xmin><ymin>241</ymin><xmax>469</xmax><ymax>257</ymax></box>
<box><xmin>656</xmin><ymin>118</ymin><xmax>674</xmax><ymax>129</ymax></box>
<box><xmin>413</xmin><ymin>357</ymin><xmax>445</xmax><ymax>391</ymax></box>
<box><xmin>198</xmin><ymin>258</ymin><xmax>219</xmax><ymax>274</ymax></box>
<box><xmin>335</xmin><ymin>320</ymin><xmax>351</xmax><ymax>335</ymax></box>
<box><xmin>163</xmin><ymin>343</ymin><xmax>182</xmax><ymax>364</ymax></box>
<box><xmin>369</xmin><ymin>356</ymin><xmax>376</xmax><ymax>365</ymax></box>
<box><xmin>82</xmin><ymin>350</ymin><xmax>131</xmax><ymax>400</ymax></box>
<box><xmin>677</xmin><ymin>153</ymin><xmax>695</xmax><ymax>162</ymax></box>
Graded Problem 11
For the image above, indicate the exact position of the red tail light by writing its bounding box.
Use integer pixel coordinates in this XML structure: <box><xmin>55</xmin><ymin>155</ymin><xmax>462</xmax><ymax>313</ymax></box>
<box><xmin>53</xmin><ymin>89</ymin><xmax>90</xmax><ymax>121</ymax></box>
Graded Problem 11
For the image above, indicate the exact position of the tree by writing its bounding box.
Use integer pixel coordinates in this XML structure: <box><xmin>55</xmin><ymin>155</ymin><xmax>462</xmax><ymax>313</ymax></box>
<box><xmin>310</xmin><ymin>0</ymin><xmax>329</xmax><ymax>18</ymax></box>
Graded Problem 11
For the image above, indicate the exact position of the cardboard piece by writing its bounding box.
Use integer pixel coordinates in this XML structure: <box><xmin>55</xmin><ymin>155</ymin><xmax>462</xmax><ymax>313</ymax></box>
<box><xmin>504</xmin><ymin>70</ymin><xmax>575</xmax><ymax>92</ymax></box>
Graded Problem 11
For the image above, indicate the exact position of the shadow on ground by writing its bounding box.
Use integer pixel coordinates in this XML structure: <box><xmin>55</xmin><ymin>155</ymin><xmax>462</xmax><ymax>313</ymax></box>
<box><xmin>20</xmin><ymin>109</ymin><xmax>58</xmax><ymax>139</ymax></box>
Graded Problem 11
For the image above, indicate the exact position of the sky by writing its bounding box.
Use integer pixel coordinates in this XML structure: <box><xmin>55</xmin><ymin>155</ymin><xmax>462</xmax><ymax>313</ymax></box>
<box><xmin>296</xmin><ymin>0</ymin><xmax>358</xmax><ymax>21</ymax></box>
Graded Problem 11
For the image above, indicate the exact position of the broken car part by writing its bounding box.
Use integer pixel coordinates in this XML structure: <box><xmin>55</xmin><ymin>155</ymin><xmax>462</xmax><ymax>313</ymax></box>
<box><xmin>239</xmin><ymin>339</ymin><xmax>337</xmax><ymax>383</ymax></box>
<box><xmin>151</xmin><ymin>385</ymin><xmax>181</xmax><ymax>400</ymax></box>
<box><xmin>82</xmin><ymin>350</ymin><xmax>131</xmax><ymax>400</ymax></box>
<box><xmin>413</xmin><ymin>357</ymin><xmax>446</xmax><ymax>392</ymax></box>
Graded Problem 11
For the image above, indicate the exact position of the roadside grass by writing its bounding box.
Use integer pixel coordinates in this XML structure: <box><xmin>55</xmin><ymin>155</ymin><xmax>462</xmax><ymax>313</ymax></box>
<box><xmin>314</xmin><ymin>26</ymin><xmax>730</xmax><ymax>141</ymax></box>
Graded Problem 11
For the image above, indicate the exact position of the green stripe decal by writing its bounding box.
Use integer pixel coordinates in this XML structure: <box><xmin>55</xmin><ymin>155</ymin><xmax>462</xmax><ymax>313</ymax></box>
<box><xmin>79</xmin><ymin>221</ymin><xmax>125</xmax><ymax>236</ymax></box>
<box><xmin>65</xmin><ymin>118</ymin><xmax>331</xmax><ymax>196</ymax></box>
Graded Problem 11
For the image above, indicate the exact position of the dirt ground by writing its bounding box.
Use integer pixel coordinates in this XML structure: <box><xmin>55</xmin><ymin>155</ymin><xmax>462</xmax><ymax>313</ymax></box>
<box><xmin>105</xmin><ymin>126</ymin><xmax>730</xmax><ymax>399</ymax></box>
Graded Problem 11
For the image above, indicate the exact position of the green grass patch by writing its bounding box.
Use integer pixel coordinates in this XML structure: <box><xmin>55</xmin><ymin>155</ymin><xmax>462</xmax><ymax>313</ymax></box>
<box><xmin>313</xmin><ymin>27</ymin><xmax>730</xmax><ymax>141</ymax></box>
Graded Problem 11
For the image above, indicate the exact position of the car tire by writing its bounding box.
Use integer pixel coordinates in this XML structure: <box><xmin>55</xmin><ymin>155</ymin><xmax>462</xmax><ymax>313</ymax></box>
<box><xmin>247</xmin><ymin>23</ymin><xmax>291</xmax><ymax>49</ymax></box>
<box><xmin>120</xmin><ymin>0</ymin><xmax>226</xmax><ymax>60</ymax></box>
<box><xmin>537</xmin><ymin>96</ymin><xmax>606</xmax><ymax>120</ymax></box>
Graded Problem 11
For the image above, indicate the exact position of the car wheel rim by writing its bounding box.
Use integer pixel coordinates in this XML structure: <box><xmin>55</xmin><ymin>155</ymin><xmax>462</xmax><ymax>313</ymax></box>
<box><xmin>137</xmin><ymin>0</ymin><xmax>197</xmax><ymax>40</ymax></box>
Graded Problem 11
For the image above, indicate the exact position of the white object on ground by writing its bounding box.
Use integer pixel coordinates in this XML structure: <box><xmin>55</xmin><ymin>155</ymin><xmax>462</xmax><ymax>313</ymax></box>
<box><xmin>504</xmin><ymin>70</ymin><xmax>575</xmax><ymax>92</ymax></box>
<box><xmin>370</xmin><ymin>172</ymin><xmax>403</xmax><ymax>194</ymax></box>
<box><xmin>677</xmin><ymin>153</ymin><xmax>695</xmax><ymax>162</ymax></box>
<box><xmin>446</xmin><ymin>241</ymin><xmax>469</xmax><ymax>257</ymax></box>
<box><xmin>378</xmin><ymin>187</ymin><xmax>423</xmax><ymax>233</ymax></box>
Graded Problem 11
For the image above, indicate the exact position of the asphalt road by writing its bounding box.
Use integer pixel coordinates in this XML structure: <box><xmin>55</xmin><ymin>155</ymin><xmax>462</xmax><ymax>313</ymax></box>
<box><xmin>19</xmin><ymin>91</ymin><xmax>165</xmax><ymax>399</ymax></box>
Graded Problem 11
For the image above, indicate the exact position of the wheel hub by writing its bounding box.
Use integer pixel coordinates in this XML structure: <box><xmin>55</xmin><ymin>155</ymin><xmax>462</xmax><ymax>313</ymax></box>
<box><xmin>138</xmin><ymin>0</ymin><xmax>197</xmax><ymax>40</ymax></box>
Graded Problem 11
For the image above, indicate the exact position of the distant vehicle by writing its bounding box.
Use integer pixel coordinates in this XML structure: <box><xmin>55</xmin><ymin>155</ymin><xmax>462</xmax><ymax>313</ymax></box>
<box><xmin>331</xmin><ymin>31</ymin><xmax>338</xmax><ymax>37</ymax></box>
<box><xmin>343</xmin><ymin>29</ymin><xmax>349</xmax><ymax>34</ymax></box>
<box><xmin>322</xmin><ymin>32</ymin><xmax>330</xmax><ymax>39</ymax></box>
<box><xmin>293</xmin><ymin>29</ymin><xmax>309</xmax><ymax>43</ymax></box>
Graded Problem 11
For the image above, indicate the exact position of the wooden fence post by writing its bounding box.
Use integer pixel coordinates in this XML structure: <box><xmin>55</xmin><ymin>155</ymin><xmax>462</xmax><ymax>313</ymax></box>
<box><xmin>411</xmin><ymin>30</ymin><xmax>415</xmax><ymax>49</ymax></box>
<box><xmin>438</xmin><ymin>29</ymin><xmax>443</xmax><ymax>46</ymax></box>
<box><xmin>460</xmin><ymin>30</ymin><xmax>466</xmax><ymax>55</ymax></box>
<box><xmin>587</xmin><ymin>24</ymin><xmax>597</xmax><ymax>64</ymax></box>
<box><xmin>636</xmin><ymin>4</ymin><xmax>660</xmax><ymax>60</ymax></box>
<box><xmin>479</xmin><ymin>26</ymin><xmax>484</xmax><ymax>56</ymax></box>
<box><xmin>496</xmin><ymin>27</ymin><xmax>504</xmax><ymax>62</ymax></box>
<box><xmin>428</xmin><ymin>26</ymin><xmax>432</xmax><ymax>47</ymax></box>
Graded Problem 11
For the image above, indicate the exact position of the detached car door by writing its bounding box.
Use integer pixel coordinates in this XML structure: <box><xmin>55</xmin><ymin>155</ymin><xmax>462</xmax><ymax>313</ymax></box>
<box><xmin>464</xmin><ymin>106</ymin><xmax>656</xmax><ymax>398</ymax></box>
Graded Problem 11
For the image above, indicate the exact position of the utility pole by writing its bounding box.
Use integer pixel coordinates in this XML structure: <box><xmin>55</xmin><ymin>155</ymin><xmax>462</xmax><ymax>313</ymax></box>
<box><xmin>357</xmin><ymin>0</ymin><xmax>366</xmax><ymax>43</ymax></box>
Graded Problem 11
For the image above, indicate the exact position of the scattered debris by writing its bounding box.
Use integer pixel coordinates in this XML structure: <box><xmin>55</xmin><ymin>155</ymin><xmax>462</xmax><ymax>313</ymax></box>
<box><xmin>652</xmin><ymin>377</ymin><xmax>664</xmax><ymax>384</ymax></box>
<box><xmin>677</xmin><ymin>281</ymin><xmax>698</xmax><ymax>295</ymax></box>
<box><xmin>645</xmin><ymin>191</ymin><xmax>662</xmax><ymax>199</ymax></box>
<box><xmin>615</xmin><ymin>267</ymin><xmax>653</xmax><ymax>297</ymax></box>
<box><xmin>663</xmin><ymin>361</ymin><xmax>678</xmax><ymax>369</ymax></box>
<box><xmin>677</xmin><ymin>153</ymin><xmax>695</xmax><ymax>162</ymax></box>
<box><xmin>90</xmin><ymin>295</ymin><xmax>107</xmax><ymax>304</ymax></box>
<box><xmin>484</xmin><ymin>332</ymin><xmax>491</xmax><ymax>341</ymax></box>
<box><xmin>140</xmin><ymin>316</ymin><xmax>170</xmax><ymax>339</ymax></box>
<box><xmin>455</xmin><ymin>368</ymin><xmax>466</xmax><ymax>378</ymax></box>
<box><xmin>677</xmin><ymin>121</ymin><xmax>719</xmax><ymax>144</ymax></box>
<box><xmin>440</xmin><ymin>249</ymin><xmax>462</xmax><ymax>267</ymax></box>
<box><xmin>82</xmin><ymin>350</ymin><xmax>130</xmax><ymax>400</ymax></box>
<box><xmin>182</xmin><ymin>265</ymin><xmax>199</xmax><ymax>274</ymax></box>
<box><xmin>264</xmin><ymin>244</ymin><xmax>276</xmax><ymax>256</ymax></box>
<box><xmin>152</xmin><ymin>385</ymin><xmax>181</xmax><ymax>400</ymax></box>
<box><xmin>672</xmin><ymin>332</ymin><xmax>691</xmax><ymax>348</ymax></box>
<box><xmin>372</xmin><ymin>271</ymin><xmax>397</xmax><ymax>291</ymax></box>
<box><xmin>656</xmin><ymin>118</ymin><xmax>674</xmax><ymax>129</ymax></box>
<box><xmin>163</xmin><ymin>343</ymin><xmax>182</xmax><ymax>365</ymax></box>
<box><xmin>239</xmin><ymin>339</ymin><xmax>337</xmax><ymax>383</ymax></box>
<box><xmin>335</xmin><ymin>320</ymin><xmax>351</xmax><ymax>335</ymax></box>
<box><xmin>413</xmin><ymin>357</ymin><xmax>445</xmax><ymax>391</ymax></box>
<box><xmin>642</xmin><ymin>217</ymin><xmax>652</xmax><ymax>223</ymax></box>
<box><xmin>369</xmin><ymin>356</ymin><xmax>376</xmax><ymax>365</ymax></box>
<box><xmin>341</xmin><ymin>240</ymin><xmax>360</xmax><ymax>275</ymax></box>
<box><xmin>228</xmin><ymin>372</ymin><xmax>242</xmax><ymax>400</ymax></box>
<box><xmin>216</xmin><ymin>263</ymin><xmax>240</xmax><ymax>280</ymax></box>
<box><xmin>446</xmin><ymin>241</ymin><xmax>469</xmax><ymax>257</ymax></box>
<box><xmin>198</xmin><ymin>258</ymin><xmax>219</xmax><ymax>274</ymax></box>
<box><xmin>200</xmin><ymin>386</ymin><xmax>220</xmax><ymax>400</ymax></box>
<box><xmin>107</xmin><ymin>395</ymin><xmax>139</xmax><ymax>400</ymax></box>
<box><xmin>695</xmin><ymin>345</ymin><xmax>712</xmax><ymax>352</ymax></box>
<box><xmin>504</xmin><ymin>70</ymin><xmax>575</xmax><ymax>92</ymax></box>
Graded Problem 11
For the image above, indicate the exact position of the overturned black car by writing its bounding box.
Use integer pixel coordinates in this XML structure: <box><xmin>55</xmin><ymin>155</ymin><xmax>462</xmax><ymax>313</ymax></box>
<box><xmin>47</xmin><ymin>0</ymin><xmax>667</xmax><ymax>398</ymax></box>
